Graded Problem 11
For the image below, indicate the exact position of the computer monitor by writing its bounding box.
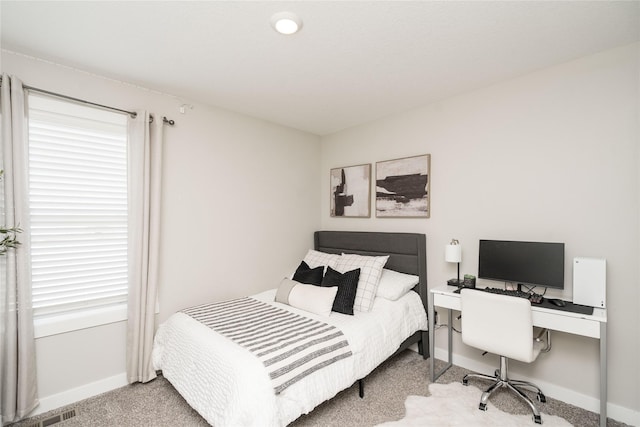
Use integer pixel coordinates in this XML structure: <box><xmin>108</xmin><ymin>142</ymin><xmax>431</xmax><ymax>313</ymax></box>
<box><xmin>478</xmin><ymin>240</ymin><xmax>565</xmax><ymax>290</ymax></box>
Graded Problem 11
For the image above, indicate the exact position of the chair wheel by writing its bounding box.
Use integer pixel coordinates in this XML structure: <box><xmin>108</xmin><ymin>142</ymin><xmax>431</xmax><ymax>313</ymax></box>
<box><xmin>479</xmin><ymin>403</ymin><xmax>487</xmax><ymax>411</ymax></box>
<box><xmin>537</xmin><ymin>393</ymin><xmax>546</xmax><ymax>403</ymax></box>
<box><xmin>534</xmin><ymin>415</ymin><xmax>542</xmax><ymax>424</ymax></box>
<box><xmin>462</xmin><ymin>378</ymin><xmax>468</xmax><ymax>386</ymax></box>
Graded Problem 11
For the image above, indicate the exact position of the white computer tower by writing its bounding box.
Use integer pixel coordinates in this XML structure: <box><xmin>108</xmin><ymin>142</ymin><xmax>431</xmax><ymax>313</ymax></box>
<box><xmin>572</xmin><ymin>257</ymin><xmax>606</xmax><ymax>308</ymax></box>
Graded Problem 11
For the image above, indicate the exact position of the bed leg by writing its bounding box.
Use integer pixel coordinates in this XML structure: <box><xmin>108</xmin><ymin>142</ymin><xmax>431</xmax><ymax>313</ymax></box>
<box><xmin>420</xmin><ymin>331</ymin><xmax>429</xmax><ymax>359</ymax></box>
<box><xmin>358</xmin><ymin>379</ymin><xmax>364</xmax><ymax>398</ymax></box>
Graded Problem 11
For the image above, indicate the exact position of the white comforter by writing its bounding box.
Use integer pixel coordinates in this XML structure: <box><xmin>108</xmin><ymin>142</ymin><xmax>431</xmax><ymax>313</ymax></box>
<box><xmin>152</xmin><ymin>289</ymin><xmax>428</xmax><ymax>427</ymax></box>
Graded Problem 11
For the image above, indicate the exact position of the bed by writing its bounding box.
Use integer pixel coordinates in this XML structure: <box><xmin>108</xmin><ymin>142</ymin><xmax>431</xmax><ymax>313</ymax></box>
<box><xmin>152</xmin><ymin>231</ymin><xmax>429</xmax><ymax>426</ymax></box>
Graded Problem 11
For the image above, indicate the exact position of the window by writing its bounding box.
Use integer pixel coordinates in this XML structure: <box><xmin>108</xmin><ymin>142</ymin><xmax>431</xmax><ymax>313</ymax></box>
<box><xmin>27</xmin><ymin>94</ymin><xmax>129</xmax><ymax>337</ymax></box>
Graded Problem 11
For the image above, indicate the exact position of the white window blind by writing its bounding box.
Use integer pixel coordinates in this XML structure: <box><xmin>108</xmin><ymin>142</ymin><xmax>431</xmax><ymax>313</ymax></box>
<box><xmin>27</xmin><ymin>94</ymin><xmax>129</xmax><ymax>322</ymax></box>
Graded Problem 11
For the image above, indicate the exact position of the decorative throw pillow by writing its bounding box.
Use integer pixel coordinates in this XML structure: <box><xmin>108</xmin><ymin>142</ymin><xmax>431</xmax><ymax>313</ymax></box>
<box><xmin>292</xmin><ymin>261</ymin><xmax>324</xmax><ymax>285</ymax></box>
<box><xmin>321</xmin><ymin>266</ymin><xmax>360</xmax><ymax>315</ymax></box>
<box><xmin>376</xmin><ymin>269</ymin><xmax>420</xmax><ymax>301</ymax></box>
<box><xmin>336</xmin><ymin>253</ymin><xmax>389</xmax><ymax>312</ymax></box>
<box><xmin>302</xmin><ymin>249</ymin><xmax>340</xmax><ymax>271</ymax></box>
<box><xmin>275</xmin><ymin>278</ymin><xmax>298</xmax><ymax>304</ymax></box>
<box><xmin>275</xmin><ymin>278</ymin><xmax>338</xmax><ymax>317</ymax></box>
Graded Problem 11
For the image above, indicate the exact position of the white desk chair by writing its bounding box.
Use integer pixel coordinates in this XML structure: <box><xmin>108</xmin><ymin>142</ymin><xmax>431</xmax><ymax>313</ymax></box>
<box><xmin>460</xmin><ymin>289</ymin><xmax>548</xmax><ymax>424</ymax></box>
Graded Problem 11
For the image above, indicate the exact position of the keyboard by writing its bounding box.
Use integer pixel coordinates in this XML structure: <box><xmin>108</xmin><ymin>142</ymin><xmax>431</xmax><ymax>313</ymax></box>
<box><xmin>454</xmin><ymin>287</ymin><xmax>543</xmax><ymax>304</ymax></box>
<box><xmin>452</xmin><ymin>287</ymin><xmax>594</xmax><ymax>314</ymax></box>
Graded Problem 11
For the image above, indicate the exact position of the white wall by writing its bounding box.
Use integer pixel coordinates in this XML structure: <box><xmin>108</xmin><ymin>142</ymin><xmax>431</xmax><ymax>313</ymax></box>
<box><xmin>320</xmin><ymin>43</ymin><xmax>639</xmax><ymax>424</ymax></box>
<box><xmin>1</xmin><ymin>51</ymin><xmax>321</xmax><ymax>412</ymax></box>
<box><xmin>2</xmin><ymin>42</ymin><xmax>638</xmax><ymax>424</ymax></box>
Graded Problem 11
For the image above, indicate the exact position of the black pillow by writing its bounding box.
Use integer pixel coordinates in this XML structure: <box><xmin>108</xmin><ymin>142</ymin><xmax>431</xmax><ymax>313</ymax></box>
<box><xmin>292</xmin><ymin>261</ymin><xmax>324</xmax><ymax>285</ymax></box>
<box><xmin>321</xmin><ymin>266</ymin><xmax>360</xmax><ymax>315</ymax></box>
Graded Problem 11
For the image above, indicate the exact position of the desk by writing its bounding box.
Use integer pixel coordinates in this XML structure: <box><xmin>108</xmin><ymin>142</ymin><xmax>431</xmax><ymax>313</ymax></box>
<box><xmin>428</xmin><ymin>285</ymin><xmax>608</xmax><ymax>427</ymax></box>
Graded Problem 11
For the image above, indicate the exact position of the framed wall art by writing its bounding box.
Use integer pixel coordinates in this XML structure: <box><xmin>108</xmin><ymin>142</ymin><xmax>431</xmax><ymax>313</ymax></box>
<box><xmin>330</xmin><ymin>163</ymin><xmax>371</xmax><ymax>217</ymax></box>
<box><xmin>376</xmin><ymin>154</ymin><xmax>430</xmax><ymax>218</ymax></box>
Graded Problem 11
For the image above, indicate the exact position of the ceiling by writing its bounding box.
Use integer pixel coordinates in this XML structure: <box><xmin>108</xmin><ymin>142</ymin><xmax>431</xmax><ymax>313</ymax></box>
<box><xmin>2</xmin><ymin>1</ymin><xmax>638</xmax><ymax>136</ymax></box>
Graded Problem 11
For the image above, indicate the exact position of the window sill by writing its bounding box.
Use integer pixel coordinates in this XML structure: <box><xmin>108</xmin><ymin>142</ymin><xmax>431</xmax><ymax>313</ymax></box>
<box><xmin>34</xmin><ymin>305</ymin><xmax>128</xmax><ymax>339</ymax></box>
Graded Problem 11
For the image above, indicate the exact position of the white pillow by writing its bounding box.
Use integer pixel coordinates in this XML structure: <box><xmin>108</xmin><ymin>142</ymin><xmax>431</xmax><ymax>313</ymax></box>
<box><xmin>275</xmin><ymin>278</ymin><xmax>338</xmax><ymax>317</ymax></box>
<box><xmin>336</xmin><ymin>253</ymin><xmax>389</xmax><ymax>312</ymax></box>
<box><xmin>303</xmin><ymin>249</ymin><xmax>340</xmax><ymax>271</ymax></box>
<box><xmin>376</xmin><ymin>269</ymin><xmax>420</xmax><ymax>301</ymax></box>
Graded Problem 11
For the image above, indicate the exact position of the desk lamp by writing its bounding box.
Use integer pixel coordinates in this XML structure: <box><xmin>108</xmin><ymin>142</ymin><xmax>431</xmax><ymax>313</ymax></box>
<box><xmin>446</xmin><ymin>238</ymin><xmax>462</xmax><ymax>287</ymax></box>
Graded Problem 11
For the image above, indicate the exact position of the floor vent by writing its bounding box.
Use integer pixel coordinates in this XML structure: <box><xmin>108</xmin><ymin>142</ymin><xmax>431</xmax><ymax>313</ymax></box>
<box><xmin>26</xmin><ymin>409</ymin><xmax>77</xmax><ymax>427</ymax></box>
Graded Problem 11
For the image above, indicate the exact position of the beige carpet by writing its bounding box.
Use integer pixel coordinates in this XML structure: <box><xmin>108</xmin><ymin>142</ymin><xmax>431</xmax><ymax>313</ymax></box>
<box><xmin>9</xmin><ymin>350</ymin><xmax>626</xmax><ymax>427</ymax></box>
<box><xmin>376</xmin><ymin>382</ymin><xmax>572</xmax><ymax>426</ymax></box>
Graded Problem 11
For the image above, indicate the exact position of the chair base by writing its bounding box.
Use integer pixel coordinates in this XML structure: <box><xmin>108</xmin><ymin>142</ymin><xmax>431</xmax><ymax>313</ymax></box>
<box><xmin>462</xmin><ymin>358</ymin><xmax>546</xmax><ymax>425</ymax></box>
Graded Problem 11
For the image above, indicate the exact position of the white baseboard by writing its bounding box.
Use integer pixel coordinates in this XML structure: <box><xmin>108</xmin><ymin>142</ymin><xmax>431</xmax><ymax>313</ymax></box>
<box><xmin>28</xmin><ymin>372</ymin><xmax>128</xmax><ymax>418</ymax></box>
<box><xmin>434</xmin><ymin>348</ymin><xmax>639</xmax><ymax>427</ymax></box>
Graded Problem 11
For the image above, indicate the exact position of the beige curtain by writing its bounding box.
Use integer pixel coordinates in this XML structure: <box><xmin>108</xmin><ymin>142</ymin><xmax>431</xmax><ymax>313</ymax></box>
<box><xmin>126</xmin><ymin>111</ymin><xmax>163</xmax><ymax>384</ymax></box>
<box><xmin>0</xmin><ymin>75</ymin><xmax>38</xmax><ymax>424</ymax></box>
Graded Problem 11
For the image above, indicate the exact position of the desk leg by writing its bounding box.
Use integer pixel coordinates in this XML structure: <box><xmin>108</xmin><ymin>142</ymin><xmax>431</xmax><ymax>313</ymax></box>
<box><xmin>447</xmin><ymin>309</ymin><xmax>452</xmax><ymax>365</ymax></box>
<box><xmin>429</xmin><ymin>306</ymin><xmax>453</xmax><ymax>382</ymax></box>
<box><xmin>600</xmin><ymin>322</ymin><xmax>607</xmax><ymax>427</ymax></box>
<box><xmin>429</xmin><ymin>303</ymin><xmax>435</xmax><ymax>382</ymax></box>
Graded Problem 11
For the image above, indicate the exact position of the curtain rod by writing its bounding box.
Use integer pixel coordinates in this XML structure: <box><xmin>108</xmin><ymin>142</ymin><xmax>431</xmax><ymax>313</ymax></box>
<box><xmin>25</xmin><ymin>84</ymin><xmax>138</xmax><ymax>118</ymax></box>
<box><xmin>1</xmin><ymin>76</ymin><xmax>175</xmax><ymax>125</ymax></box>
<box><xmin>150</xmin><ymin>115</ymin><xmax>175</xmax><ymax>126</ymax></box>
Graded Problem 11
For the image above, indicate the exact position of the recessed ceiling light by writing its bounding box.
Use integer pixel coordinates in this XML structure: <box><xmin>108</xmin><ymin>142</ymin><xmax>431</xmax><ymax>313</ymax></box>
<box><xmin>271</xmin><ymin>12</ymin><xmax>303</xmax><ymax>35</ymax></box>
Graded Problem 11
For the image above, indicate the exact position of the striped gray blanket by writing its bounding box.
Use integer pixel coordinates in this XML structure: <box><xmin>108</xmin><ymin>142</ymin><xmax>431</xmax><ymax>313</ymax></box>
<box><xmin>182</xmin><ymin>297</ymin><xmax>353</xmax><ymax>394</ymax></box>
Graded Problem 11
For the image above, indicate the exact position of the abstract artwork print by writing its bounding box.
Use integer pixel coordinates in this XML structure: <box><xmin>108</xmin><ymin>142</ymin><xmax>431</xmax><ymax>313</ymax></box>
<box><xmin>330</xmin><ymin>164</ymin><xmax>371</xmax><ymax>217</ymax></box>
<box><xmin>376</xmin><ymin>154</ymin><xmax>430</xmax><ymax>218</ymax></box>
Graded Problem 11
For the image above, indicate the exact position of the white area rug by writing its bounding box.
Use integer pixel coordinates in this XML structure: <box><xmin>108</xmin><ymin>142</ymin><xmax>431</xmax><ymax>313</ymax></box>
<box><xmin>376</xmin><ymin>382</ymin><xmax>573</xmax><ymax>426</ymax></box>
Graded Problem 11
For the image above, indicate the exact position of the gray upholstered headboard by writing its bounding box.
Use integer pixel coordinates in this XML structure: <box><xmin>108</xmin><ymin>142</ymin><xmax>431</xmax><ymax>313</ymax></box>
<box><xmin>314</xmin><ymin>230</ymin><xmax>428</xmax><ymax>314</ymax></box>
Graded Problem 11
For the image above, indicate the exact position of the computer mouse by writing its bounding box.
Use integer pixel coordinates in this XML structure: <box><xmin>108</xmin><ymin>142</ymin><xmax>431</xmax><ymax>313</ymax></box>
<box><xmin>549</xmin><ymin>299</ymin><xmax>566</xmax><ymax>307</ymax></box>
